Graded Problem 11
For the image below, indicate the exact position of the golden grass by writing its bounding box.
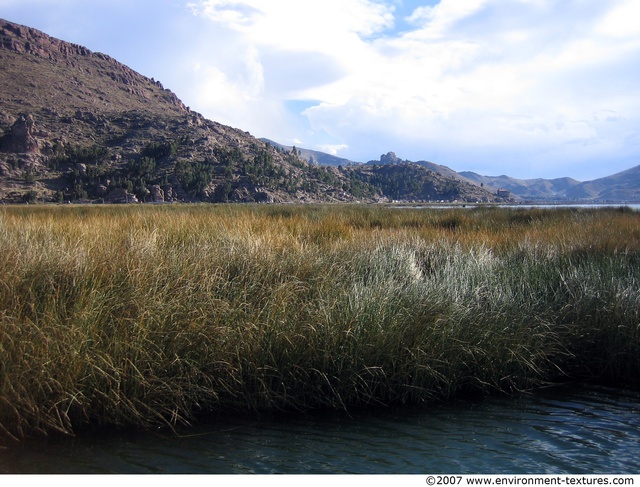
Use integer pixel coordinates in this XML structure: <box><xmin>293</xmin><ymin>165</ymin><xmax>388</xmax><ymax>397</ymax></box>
<box><xmin>1</xmin><ymin>204</ymin><xmax>638</xmax><ymax>442</ymax></box>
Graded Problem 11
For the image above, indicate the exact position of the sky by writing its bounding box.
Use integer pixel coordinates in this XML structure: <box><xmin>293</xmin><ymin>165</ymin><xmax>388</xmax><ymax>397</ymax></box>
<box><xmin>2</xmin><ymin>0</ymin><xmax>639</xmax><ymax>180</ymax></box>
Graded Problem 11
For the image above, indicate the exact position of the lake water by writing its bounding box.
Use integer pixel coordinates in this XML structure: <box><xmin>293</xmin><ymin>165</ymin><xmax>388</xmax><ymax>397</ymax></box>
<box><xmin>1</xmin><ymin>384</ymin><xmax>639</xmax><ymax>474</ymax></box>
<box><xmin>393</xmin><ymin>204</ymin><xmax>640</xmax><ymax>211</ymax></box>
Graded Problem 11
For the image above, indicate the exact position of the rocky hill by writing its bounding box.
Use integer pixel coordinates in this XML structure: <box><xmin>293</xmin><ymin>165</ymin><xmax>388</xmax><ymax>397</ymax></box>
<box><xmin>268</xmin><ymin>132</ymin><xmax>639</xmax><ymax>203</ymax></box>
<box><xmin>365</xmin><ymin>151</ymin><xmax>639</xmax><ymax>203</ymax></box>
<box><xmin>564</xmin><ymin>165</ymin><xmax>640</xmax><ymax>201</ymax></box>
<box><xmin>0</xmin><ymin>18</ymin><xmax>502</xmax><ymax>204</ymax></box>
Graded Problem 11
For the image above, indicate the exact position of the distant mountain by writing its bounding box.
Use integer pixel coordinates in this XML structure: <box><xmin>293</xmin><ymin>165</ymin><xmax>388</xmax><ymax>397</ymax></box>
<box><xmin>459</xmin><ymin>172</ymin><xmax>580</xmax><ymax>201</ymax></box>
<box><xmin>0</xmin><ymin>18</ymin><xmax>501</xmax><ymax>204</ymax></box>
<box><xmin>565</xmin><ymin>165</ymin><xmax>640</xmax><ymax>201</ymax></box>
<box><xmin>356</xmin><ymin>151</ymin><xmax>639</xmax><ymax>203</ymax></box>
<box><xmin>460</xmin><ymin>168</ymin><xmax>640</xmax><ymax>202</ymax></box>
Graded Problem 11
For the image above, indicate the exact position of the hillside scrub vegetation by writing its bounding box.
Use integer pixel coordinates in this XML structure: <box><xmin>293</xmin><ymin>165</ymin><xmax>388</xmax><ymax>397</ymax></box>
<box><xmin>0</xmin><ymin>204</ymin><xmax>639</xmax><ymax>442</ymax></box>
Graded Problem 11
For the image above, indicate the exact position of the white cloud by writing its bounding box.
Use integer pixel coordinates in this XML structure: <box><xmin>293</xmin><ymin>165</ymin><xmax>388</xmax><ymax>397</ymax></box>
<box><xmin>183</xmin><ymin>0</ymin><xmax>395</xmax><ymax>139</ymax></box>
<box><xmin>597</xmin><ymin>0</ymin><xmax>640</xmax><ymax>39</ymax></box>
<box><xmin>318</xmin><ymin>144</ymin><xmax>349</xmax><ymax>156</ymax></box>
<box><xmin>182</xmin><ymin>0</ymin><xmax>640</xmax><ymax>178</ymax></box>
<box><xmin>405</xmin><ymin>0</ymin><xmax>489</xmax><ymax>38</ymax></box>
<box><xmin>299</xmin><ymin>1</ymin><xmax>639</xmax><ymax>176</ymax></box>
<box><xmin>189</xmin><ymin>0</ymin><xmax>394</xmax><ymax>47</ymax></box>
<box><xmin>187</xmin><ymin>1</ymin><xmax>262</xmax><ymax>29</ymax></box>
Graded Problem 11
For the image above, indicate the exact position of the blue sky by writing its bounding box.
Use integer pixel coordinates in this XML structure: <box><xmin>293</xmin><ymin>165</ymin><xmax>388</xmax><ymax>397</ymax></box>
<box><xmin>2</xmin><ymin>0</ymin><xmax>639</xmax><ymax>180</ymax></box>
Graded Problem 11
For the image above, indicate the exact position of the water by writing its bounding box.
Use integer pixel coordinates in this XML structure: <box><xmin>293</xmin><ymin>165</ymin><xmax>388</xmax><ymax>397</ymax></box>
<box><xmin>495</xmin><ymin>204</ymin><xmax>640</xmax><ymax>211</ymax></box>
<box><xmin>1</xmin><ymin>385</ymin><xmax>639</xmax><ymax>474</ymax></box>
<box><xmin>393</xmin><ymin>204</ymin><xmax>640</xmax><ymax>211</ymax></box>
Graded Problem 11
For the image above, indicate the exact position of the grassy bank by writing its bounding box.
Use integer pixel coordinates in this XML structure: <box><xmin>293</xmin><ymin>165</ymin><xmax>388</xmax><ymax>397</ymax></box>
<box><xmin>1</xmin><ymin>204</ymin><xmax>639</xmax><ymax>442</ymax></box>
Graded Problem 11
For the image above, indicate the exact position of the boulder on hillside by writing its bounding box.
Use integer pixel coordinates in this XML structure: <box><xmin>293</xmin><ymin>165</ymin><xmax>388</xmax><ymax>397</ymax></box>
<box><xmin>105</xmin><ymin>188</ymin><xmax>138</xmax><ymax>203</ymax></box>
<box><xmin>0</xmin><ymin>114</ymin><xmax>40</xmax><ymax>153</ymax></box>
<box><xmin>149</xmin><ymin>184</ymin><xmax>164</xmax><ymax>202</ymax></box>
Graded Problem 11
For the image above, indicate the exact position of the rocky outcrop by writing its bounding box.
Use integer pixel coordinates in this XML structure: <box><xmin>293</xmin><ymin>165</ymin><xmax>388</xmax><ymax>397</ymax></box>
<box><xmin>0</xmin><ymin>18</ymin><xmax>187</xmax><ymax>112</ymax></box>
<box><xmin>1</xmin><ymin>20</ymin><xmax>92</xmax><ymax>60</ymax></box>
<box><xmin>148</xmin><ymin>185</ymin><xmax>164</xmax><ymax>202</ymax></box>
<box><xmin>0</xmin><ymin>114</ymin><xmax>40</xmax><ymax>153</ymax></box>
<box><xmin>379</xmin><ymin>152</ymin><xmax>402</xmax><ymax>165</ymax></box>
<box><xmin>105</xmin><ymin>188</ymin><xmax>138</xmax><ymax>204</ymax></box>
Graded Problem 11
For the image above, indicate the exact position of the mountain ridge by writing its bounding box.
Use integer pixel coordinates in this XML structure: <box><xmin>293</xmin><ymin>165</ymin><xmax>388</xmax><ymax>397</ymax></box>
<box><xmin>459</xmin><ymin>167</ymin><xmax>640</xmax><ymax>202</ymax></box>
<box><xmin>284</xmin><ymin>146</ymin><xmax>639</xmax><ymax>203</ymax></box>
<box><xmin>263</xmin><ymin>140</ymin><xmax>639</xmax><ymax>202</ymax></box>
<box><xmin>0</xmin><ymin>18</ymin><xmax>571</xmax><ymax>205</ymax></box>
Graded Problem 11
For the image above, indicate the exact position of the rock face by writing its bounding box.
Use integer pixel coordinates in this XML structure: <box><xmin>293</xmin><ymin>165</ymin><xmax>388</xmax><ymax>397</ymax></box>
<box><xmin>0</xmin><ymin>19</ymin><xmax>187</xmax><ymax>111</ymax></box>
<box><xmin>0</xmin><ymin>114</ymin><xmax>40</xmax><ymax>153</ymax></box>
<box><xmin>379</xmin><ymin>152</ymin><xmax>402</xmax><ymax>165</ymax></box>
<box><xmin>149</xmin><ymin>185</ymin><xmax>165</xmax><ymax>203</ymax></box>
<box><xmin>1</xmin><ymin>20</ymin><xmax>91</xmax><ymax>59</ymax></box>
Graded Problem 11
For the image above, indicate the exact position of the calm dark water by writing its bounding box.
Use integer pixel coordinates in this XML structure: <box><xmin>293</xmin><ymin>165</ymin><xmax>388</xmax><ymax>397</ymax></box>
<box><xmin>1</xmin><ymin>385</ymin><xmax>639</xmax><ymax>474</ymax></box>
<box><xmin>394</xmin><ymin>204</ymin><xmax>640</xmax><ymax>211</ymax></box>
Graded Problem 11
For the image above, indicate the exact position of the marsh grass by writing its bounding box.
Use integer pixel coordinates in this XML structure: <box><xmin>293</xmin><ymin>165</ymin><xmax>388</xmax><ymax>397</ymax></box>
<box><xmin>1</xmin><ymin>204</ymin><xmax>639</xmax><ymax>442</ymax></box>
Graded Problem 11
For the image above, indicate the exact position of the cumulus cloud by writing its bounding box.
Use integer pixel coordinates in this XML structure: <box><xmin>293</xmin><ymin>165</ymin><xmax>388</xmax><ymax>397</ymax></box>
<box><xmin>189</xmin><ymin>0</ymin><xmax>394</xmax><ymax>47</ymax></box>
<box><xmin>187</xmin><ymin>1</ymin><xmax>262</xmax><ymax>28</ymax></box>
<box><xmin>405</xmin><ymin>0</ymin><xmax>490</xmax><ymax>38</ymax></box>
<box><xmin>318</xmin><ymin>144</ymin><xmax>350</xmax><ymax>156</ymax></box>
<box><xmin>184</xmin><ymin>0</ymin><xmax>393</xmax><ymax>140</ymax></box>
<box><xmin>186</xmin><ymin>0</ymin><xmax>639</xmax><ymax>178</ymax></box>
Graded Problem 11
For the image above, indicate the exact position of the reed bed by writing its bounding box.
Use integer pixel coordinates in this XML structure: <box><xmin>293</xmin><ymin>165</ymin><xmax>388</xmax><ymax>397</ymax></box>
<box><xmin>0</xmin><ymin>204</ymin><xmax>638</xmax><ymax>442</ymax></box>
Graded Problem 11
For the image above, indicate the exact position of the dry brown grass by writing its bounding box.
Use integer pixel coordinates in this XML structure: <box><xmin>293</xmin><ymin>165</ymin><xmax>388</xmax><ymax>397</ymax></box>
<box><xmin>1</xmin><ymin>204</ymin><xmax>638</xmax><ymax>443</ymax></box>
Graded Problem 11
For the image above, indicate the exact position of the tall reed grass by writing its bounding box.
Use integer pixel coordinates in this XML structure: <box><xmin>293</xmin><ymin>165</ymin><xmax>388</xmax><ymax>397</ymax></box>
<box><xmin>1</xmin><ymin>204</ymin><xmax>638</xmax><ymax>442</ymax></box>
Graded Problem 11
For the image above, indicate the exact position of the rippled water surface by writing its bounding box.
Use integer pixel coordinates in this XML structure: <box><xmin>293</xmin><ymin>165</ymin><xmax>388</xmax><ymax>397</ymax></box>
<box><xmin>2</xmin><ymin>385</ymin><xmax>639</xmax><ymax>474</ymax></box>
